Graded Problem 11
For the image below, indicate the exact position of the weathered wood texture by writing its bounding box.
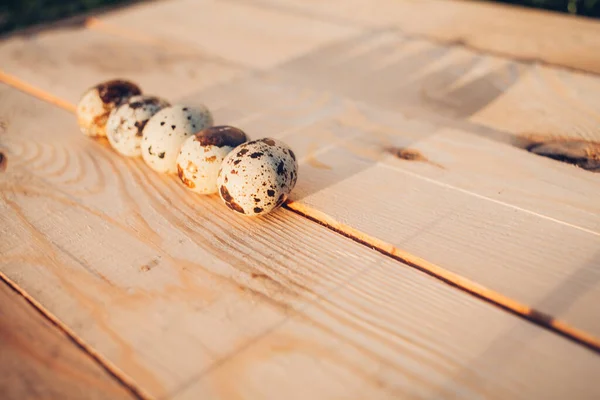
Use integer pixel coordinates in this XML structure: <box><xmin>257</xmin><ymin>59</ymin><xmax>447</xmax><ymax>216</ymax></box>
<box><xmin>188</xmin><ymin>75</ymin><xmax>600</xmax><ymax>342</ymax></box>
<box><xmin>0</xmin><ymin>23</ymin><xmax>246</xmax><ymax>106</ymax></box>
<box><xmin>2</xmin><ymin>0</ymin><xmax>600</xmax><ymax>398</ymax></box>
<box><xmin>0</xmin><ymin>278</ymin><xmax>135</xmax><ymax>400</ymax></box>
<box><xmin>91</xmin><ymin>1</ymin><xmax>600</xmax><ymax>164</ymax></box>
<box><xmin>4</xmin><ymin>29</ymin><xmax>600</xmax><ymax>342</ymax></box>
<box><xmin>94</xmin><ymin>0</ymin><xmax>359</xmax><ymax>69</ymax></box>
<box><xmin>241</xmin><ymin>0</ymin><xmax>600</xmax><ymax>74</ymax></box>
<box><xmin>2</xmin><ymin>85</ymin><xmax>600</xmax><ymax>399</ymax></box>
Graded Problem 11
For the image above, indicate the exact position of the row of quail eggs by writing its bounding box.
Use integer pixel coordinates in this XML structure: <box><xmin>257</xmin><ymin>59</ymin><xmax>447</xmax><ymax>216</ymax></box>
<box><xmin>76</xmin><ymin>80</ymin><xmax>298</xmax><ymax>217</ymax></box>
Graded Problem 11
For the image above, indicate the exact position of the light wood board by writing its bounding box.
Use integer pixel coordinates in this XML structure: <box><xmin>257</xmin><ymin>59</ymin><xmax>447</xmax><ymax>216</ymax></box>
<box><xmin>240</xmin><ymin>0</ymin><xmax>600</xmax><ymax>74</ymax></box>
<box><xmin>0</xmin><ymin>22</ymin><xmax>246</xmax><ymax>106</ymax></box>
<box><xmin>91</xmin><ymin>1</ymin><xmax>600</xmax><ymax>168</ymax></box>
<box><xmin>94</xmin><ymin>0</ymin><xmax>360</xmax><ymax>69</ymax></box>
<box><xmin>185</xmin><ymin>74</ymin><xmax>600</xmax><ymax>342</ymax></box>
<box><xmin>0</xmin><ymin>279</ymin><xmax>135</xmax><ymax>400</ymax></box>
<box><xmin>2</xmin><ymin>83</ymin><xmax>600</xmax><ymax>399</ymax></box>
<box><xmin>181</xmin><ymin>266</ymin><xmax>600</xmax><ymax>400</ymax></box>
<box><xmin>264</xmin><ymin>29</ymin><xmax>600</xmax><ymax>144</ymax></box>
<box><xmin>2</xmin><ymin>10</ymin><xmax>600</xmax><ymax>343</ymax></box>
<box><xmin>3</xmin><ymin>0</ymin><xmax>600</xmax><ymax>398</ymax></box>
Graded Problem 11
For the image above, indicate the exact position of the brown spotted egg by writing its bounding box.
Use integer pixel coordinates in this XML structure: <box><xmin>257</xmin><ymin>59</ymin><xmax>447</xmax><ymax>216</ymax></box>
<box><xmin>141</xmin><ymin>104</ymin><xmax>213</xmax><ymax>174</ymax></box>
<box><xmin>176</xmin><ymin>126</ymin><xmax>248</xmax><ymax>194</ymax></box>
<box><xmin>76</xmin><ymin>80</ymin><xmax>141</xmax><ymax>138</ymax></box>
<box><xmin>217</xmin><ymin>138</ymin><xmax>298</xmax><ymax>217</ymax></box>
<box><xmin>106</xmin><ymin>95</ymin><xmax>170</xmax><ymax>157</ymax></box>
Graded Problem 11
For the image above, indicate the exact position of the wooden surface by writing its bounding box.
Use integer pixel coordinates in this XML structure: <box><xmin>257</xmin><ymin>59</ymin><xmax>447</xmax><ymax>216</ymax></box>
<box><xmin>0</xmin><ymin>277</ymin><xmax>135</xmax><ymax>400</ymax></box>
<box><xmin>240</xmin><ymin>0</ymin><xmax>600</xmax><ymax>74</ymax></box>
<box><xmin>1</xmin><ymin>0</ymin><xmax>600</xmax><ymax>398</ymax></box>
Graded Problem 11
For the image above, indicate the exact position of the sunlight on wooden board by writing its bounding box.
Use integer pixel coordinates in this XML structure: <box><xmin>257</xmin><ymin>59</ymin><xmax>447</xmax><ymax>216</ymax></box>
<box><xmin>241</xmin><ymin>0</ymin><xmax>600</xmax><ymax>74</ymax></box>
<box><xmin>0</xmin><ymin>84</ymin><xmax>393</xmax><ymax>397</ymax></box>
<box><xmin>267</xmin><ymin>29</ymin><xmax>600</xmax><ymax>144</ymax></box>
<box><xmin>2</xmin><ymin>85</ymin><xmax>600</xmax><ymax>400</ymax></box>
<box><xmin>178</xmin><ymin>261</ymin><xmax>600</xmax><ymax>400</ymax></box>
<box><xmin>0</xmin><ymin>24</ymin><xmax>245</xmax><ymax>106</ymax></box>
<box><xmin>0</xmin><ymin>280</ymin><xmax>135</xmax><ymax>400</ymax></box>
<box><xmin>183</xmin><ymin>75</ymin><xmax>600</xmax><ymax>341</ymax></box>
<box><xmin>96</xmin><ymin>0</ymin><xmax>360</xmax><ymax>69</ymax></box>
<box><xmin>470</xmin><ymin>65</ymin><xmax>600</xmax><ymax>143</ymax></box>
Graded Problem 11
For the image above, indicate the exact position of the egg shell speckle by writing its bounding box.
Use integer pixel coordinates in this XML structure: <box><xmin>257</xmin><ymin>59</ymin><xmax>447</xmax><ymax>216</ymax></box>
<box><xmin>76</xmin><ymin>80</ymin><xmax>141</xmax><ymax>138</ymax></box>
<box><xmin>106</xmin><ymin>95</ymin><xmax>170</xmax><ymax>157</ymax></box>
<box><xmin>176</xmin><ymin>126</ymin><xmax>248</xmax><ymax>194</ymax></box>
<box><xmin>217</xmin><ymin>138</ymin><xmax>298</xmax><ymax>217</ymax></box>
<box><xmin>141</xmin><ymin>104</ymin><xmax>213</xmax><ymax>174</ymax></box>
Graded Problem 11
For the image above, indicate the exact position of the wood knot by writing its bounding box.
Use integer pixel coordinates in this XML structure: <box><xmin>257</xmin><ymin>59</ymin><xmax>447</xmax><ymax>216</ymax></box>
<box><xmin>519</xmin><ymin>133</ymin><xmax>600</xmax><ymax>172</ymax></box>
<box><xmin>385</xmin><ymin>146</ymin><xmax>444</xmax><ymax>169</ymax></box>
<box><xmin>0</xmin><ymin>152</ymin><xmax>6</xmax><ymax>172</ymax></box>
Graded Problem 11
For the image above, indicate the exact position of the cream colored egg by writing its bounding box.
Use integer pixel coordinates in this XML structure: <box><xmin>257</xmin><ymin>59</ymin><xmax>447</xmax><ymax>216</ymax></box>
<box><xmin>141</xmin><ymin>104</ymin><xmax>213</xmax><ymax>174</ymax></box>
<box><xmin>76</xmin><ymin>80</ymin><xmax>141</xmax><ymax>138</ymax></box>
<box><xmin>217</xmin><ymin>138</ymin><xmax>298</xmax><ymax>217</ymax></box>
<box><xmin>106</xmin><ymin>95</ymin><xmax>170</xmax><ymax>157</ymax></box>
<box><xmin>176</xmin><ymin>126</ymin><xmax>248</xmax><ymax>194</ymax></box>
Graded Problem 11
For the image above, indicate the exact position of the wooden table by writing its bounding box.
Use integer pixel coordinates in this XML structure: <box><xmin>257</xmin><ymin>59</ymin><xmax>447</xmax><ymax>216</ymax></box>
<box><xmin>1</xmin><ymin>0</ymin><xmax>600</xmax><ymax>398</ymax></box>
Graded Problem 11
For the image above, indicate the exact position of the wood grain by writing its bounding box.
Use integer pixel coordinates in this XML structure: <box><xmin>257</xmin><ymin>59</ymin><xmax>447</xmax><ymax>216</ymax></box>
<box><xmin>0</xmin><ymin>278</ymin><xmax>135</xmax><ymax>400</ymax></box>
<box><xmin>94</xmin><ymin>0</ymin><xmax>360</xmax><ymax>69</ymax></box>
<box><xmin>3</xmin><ymin>81</ymin><xmax>600</xmax><ymax>399</ymax></box>
<box><xmin>183</xmin><ymin>74</ymin><xmax>600</xmax><ymax>343</ymax></box>
<box><xmin>266</xmin><ymin>29</ymin><xmax>600</xmax><ymax>144</ymax></box>
<box><xmin>3</xmin><ymin>2</ymin><xmax>600</xmax><ymax>397</ymax></box>
<box><xmin>180</xmin><ymin>256</ymin><xmax>600</xmax><ymax>400</ymax></box>
<box><xmin>5</xmin><ymin>30</ymin><xmax>598</xmax><ymax>340</ymax></box>
<box><xmin>241</xmin><ymin>0</ymin><xmax>600</xmax><ymax>74</ymax></box>
<box><xmin>88</xmin><ymin>1</ymin><xmax>600</xmax><ymax>169</ymax></box>
<box><xmin>5</xmin><ymin>1</ymin><xmax>600</xmax><ymax>149</ymax></box>
<box><xmin>0</xmin><ymin>23</ymin><xmax>245</xmax><ymax>106</ymax></box>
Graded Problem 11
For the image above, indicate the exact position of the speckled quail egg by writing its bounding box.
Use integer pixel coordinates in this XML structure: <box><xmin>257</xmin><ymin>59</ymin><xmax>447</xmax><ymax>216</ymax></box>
<box><xmin>217</xmin><ymin>138</ymin><xmax>298</xmax><ymax>217</ymax></box>
<box><xmin>76</xmin><ymin>80</ymin><xmax>141</xmax><ymax>138</ymax></box>
<box><xmin>176</xmin><ymin>126</ymin><xmax>248</xmax><ymax>194</ymax></box>
<box><xmin>141</xmin><ymin>104</ymin><xmax>213</xmax><ymax>174</ymax></box>
<box><xmin>106</xmin><ymin>95</ymin><xmax>170</xmax><ymax>157</ymax></box>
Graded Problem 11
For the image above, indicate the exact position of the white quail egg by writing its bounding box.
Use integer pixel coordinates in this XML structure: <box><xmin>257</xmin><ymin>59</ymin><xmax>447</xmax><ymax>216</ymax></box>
<box><xmin>176</xmin><ymin>126</ymin><xmax>248</xmax><ymax>194</ymax></box>
<box><xmin>217</xmin><ymin>138</ymin><xmax>298</xmax><ymax>217</ymax></box>
<box><xmin>106</xmin><ymin>95</ymin><xmax>170</xmax><ymax>157</ymax></box>
<box><xmin>141</xmin><ymin>104</ymin><xmax>213</xmax><ymax>174</ymax></box>
<box><xmin>76</xmin><ymin>80</ymin><xmax>141</xmax><ymax>138</ymax></box>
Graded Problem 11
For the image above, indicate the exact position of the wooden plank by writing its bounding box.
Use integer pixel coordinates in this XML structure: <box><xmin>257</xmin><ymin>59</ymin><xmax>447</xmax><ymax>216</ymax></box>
<box><xmin>0</xmin><ymin>278</ymin><xmax>135</xmax><ymax>400</ymax></box>
<box><xmin>0</xmin><ymin>22</ymin><xmax>246</xmax><ymax>106</ymax></box>
<box><xmin>94</xmin><ymin>0</ymin><xmax>360</xmax><ymax>69</ymax></box>
<box><xmin>241</xmin><ymin>0</ymin><xmax>600</xmax><ymax>74</ymax></box>
<box><xmin>7</xmin><ymin>15</ymin><xmax>592</xmax><ymax>342</ymax></box>
<box><xmin>182</xmin><ymin>75</ymin><xmax>600</xmax><ymax>343</ymax></box>
<box><xmin>0</xmin><ymin>82</ymin><xmax>372</xmax><ymax>397</ymax></box>
<box><xmin>265</xmin><ymin>29</ymin><xmax>600</xmax><ymax>145</ymax></box>
<box><xmin>470</xmin><ymin>64</ymin><xmax>600</xmax><ymax>143</ymax></box>
<box><xmin>178</xmin><ymin>256</ymin><xmax>600</xmax><ymax>400</ymax></box>
<box><xmin>3</xmin><ymin>81</ymin><xmax>600</xmax><ymax>399</ymax></box>
<box><xmin>88</xmin><ymin>6</ymin><xmax>600</xmax><ymax>149</ymax></box>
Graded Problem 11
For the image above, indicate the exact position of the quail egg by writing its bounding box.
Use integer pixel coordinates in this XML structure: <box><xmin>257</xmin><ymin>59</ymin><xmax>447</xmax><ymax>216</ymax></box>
<box><xmin>217</xmin><ymin>138</ymin><xmax>298</xmax><ymax>217</ymax></box>
<box><xmin>141</xmin><ymin>104</ymin><xmax>213</xmax><ymax>174</ymax></box>
<box><xmin>176</xmin><ymin>126</ymin><xmax>248</xmax><ymax>194</ymax></box>
<box><xmin>77</xmin><ymin>80</ymin><xmax>141</xmax><ymax>138</ymax></box>
<box><xmin>106</xmin><ymin>95</ymin><xmax>170</xmax><ymax>157</ymax></box>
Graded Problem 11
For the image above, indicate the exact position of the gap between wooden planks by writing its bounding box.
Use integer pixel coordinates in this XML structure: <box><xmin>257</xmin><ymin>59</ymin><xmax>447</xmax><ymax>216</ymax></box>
<box><xmin>185</xmin><ymin>71</ymin><xmax>600</xmax><ymax>330</ymax></box>
<box><xmin>2</xmin><ymin>69</ymin><xmax>599</xmax><ymax>355</ymax></box>
<box><xmin>3</xmin><ymin>75</ymin><xmax>600</xmax><ymax>399</ymax></box>
<box><xmin>3</xmin><ymin>2</ymin><xmax>595</xmax><ymax>348</ymax></box>
<box><xmin>0</xmin><ymin>273</ymin><xmax>146</xmax><ymax>400</ymax></box>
